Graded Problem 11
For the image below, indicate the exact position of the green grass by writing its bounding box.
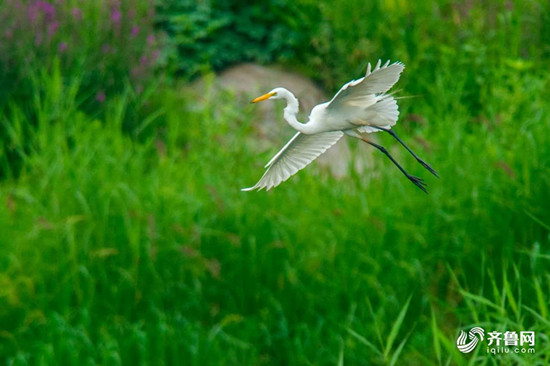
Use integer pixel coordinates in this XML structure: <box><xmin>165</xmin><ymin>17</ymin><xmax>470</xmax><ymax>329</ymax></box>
<box><xmin>1</xmin><ymin>0</ymin><xmax>550</xmax><ymax>365</ymax></box>
<box><xmin>1</xmin><ymin>61</ymin><xmax>548</xmax><ymax>365</ymax></box>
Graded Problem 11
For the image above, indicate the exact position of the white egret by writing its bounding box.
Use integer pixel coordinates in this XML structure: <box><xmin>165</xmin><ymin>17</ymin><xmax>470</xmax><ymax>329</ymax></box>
<box><xmin>243</xmin><ymin>60</ymin><xmax>437</xmax><ymax>193</ymax></box>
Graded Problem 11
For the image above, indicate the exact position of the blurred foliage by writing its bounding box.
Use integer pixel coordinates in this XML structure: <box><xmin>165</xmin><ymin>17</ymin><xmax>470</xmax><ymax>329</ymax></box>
<box><xmin>155</xmin><ymin>0</ymin><xmax>315</xmax><ymax>77</ymax></box>
<box><xmin>0</xmin><ymin>0</ymin><xmax>160</xmax><ymax>113</ymax></box>
<box><xmin>0</xmin><ymin>0</ymin><xmax>162</xmax><ymax>178</ymax></box>
<box><xmin>295</xmin><ymin>0</ymin><xmax>550</xmax><ymax>94</ymax></box>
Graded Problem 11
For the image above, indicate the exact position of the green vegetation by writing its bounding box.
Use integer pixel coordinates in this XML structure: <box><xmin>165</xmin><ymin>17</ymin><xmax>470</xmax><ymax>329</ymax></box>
<box><xmin>1</xmin><ymin>0</ymin><xmax>549</xmax><ymax>365</ymax></box>
<box><xmin>156</xmin><ymin>0</ymin><xmax>311</xmax><ymax>77</ymax></box>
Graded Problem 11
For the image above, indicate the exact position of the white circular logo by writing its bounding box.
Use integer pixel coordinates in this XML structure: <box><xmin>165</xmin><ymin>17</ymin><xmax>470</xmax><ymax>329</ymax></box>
<box><xmin>457</xmin><ymin>327</ymin><xmax>485</xmax><ymax>353</ymax></box>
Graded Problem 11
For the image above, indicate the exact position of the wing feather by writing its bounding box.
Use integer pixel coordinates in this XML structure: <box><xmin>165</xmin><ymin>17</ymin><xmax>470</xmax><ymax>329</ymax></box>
<box><xmin>327</xmin><ymin>60</ymin><xmax>404</xmax><ymax>111</ymax></box>
<box><xmin>242</xmin><ymin>131</ymin><xmax>344</xmax><ymax>191</ymax></box>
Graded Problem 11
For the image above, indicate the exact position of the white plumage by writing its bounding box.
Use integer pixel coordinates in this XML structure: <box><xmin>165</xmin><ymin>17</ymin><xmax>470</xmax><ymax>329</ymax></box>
<box><xmin>243</xmin><ymin>60</ymin><xmax>437</xmax><ymax>192</ymax></box>
<box><xmin>242</xmin><ymin>131</ymin><xmax>344</xmax><ymax>191</ymax></box>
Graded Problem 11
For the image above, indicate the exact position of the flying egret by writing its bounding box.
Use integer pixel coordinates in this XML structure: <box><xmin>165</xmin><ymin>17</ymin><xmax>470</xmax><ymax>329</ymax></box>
<box><xmin>243</xmin><ymin>60</ymin><xmax>438</xmax><ymax>193</ymax></box>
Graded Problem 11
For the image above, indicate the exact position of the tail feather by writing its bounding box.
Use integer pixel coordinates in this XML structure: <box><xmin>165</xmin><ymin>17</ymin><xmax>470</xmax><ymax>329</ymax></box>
<box><xmin>364</xmin><ymin>95</ymin><xmax>399</xmax><ymax>125</ymax></box>
<box><xmin>354</xmin><ymin>95</ymin><xmax>399</xmax><ymax>134</ymax></box>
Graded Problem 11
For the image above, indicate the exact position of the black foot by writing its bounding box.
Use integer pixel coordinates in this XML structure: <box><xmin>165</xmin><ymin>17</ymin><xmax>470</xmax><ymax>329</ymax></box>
<box><xmin>407</xmin><ymin>175</ymin><xmax>428</xmax><ymax>194</ymax></box>
<box><xmin>418</xmin><ymin>159</ymin><xmax>439</xmax><ymax>178</ymax></box>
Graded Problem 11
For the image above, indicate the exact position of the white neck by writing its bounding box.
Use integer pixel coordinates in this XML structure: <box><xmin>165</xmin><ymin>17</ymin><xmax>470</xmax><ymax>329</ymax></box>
<box><xmin>278</xmin><ymin>89</ymin><xmax>317</xmax><ymax>134</ymax></box>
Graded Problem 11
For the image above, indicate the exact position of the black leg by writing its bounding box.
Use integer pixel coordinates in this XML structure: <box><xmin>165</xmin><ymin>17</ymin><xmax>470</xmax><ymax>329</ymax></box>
<box><xmin>361</xmin><ymin>138</ymin><xmax>428</xmax><ymax>194</ymax></box>
<box><xmin>373</xmin><ymin>127</ymin><xmax>439</xmax><ymax>178</ymax></box>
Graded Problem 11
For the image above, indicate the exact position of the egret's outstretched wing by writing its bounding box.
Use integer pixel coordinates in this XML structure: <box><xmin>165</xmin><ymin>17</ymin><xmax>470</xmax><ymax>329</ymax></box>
<box><xmin>327</xmin><ymin>60</ymin><xmax>404</xmax><ymax>112</ymax></box>
<box><xmin>242</xmin><ymin>131</ymin><xmax>344</xmax><ymax>191</ymax></box>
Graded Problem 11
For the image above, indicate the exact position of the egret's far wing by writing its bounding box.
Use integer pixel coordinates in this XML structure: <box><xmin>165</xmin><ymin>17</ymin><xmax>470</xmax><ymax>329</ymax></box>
<box><xmin>242</xmin><ymin>131</ymin><xmax>344</xmax><ymax>191</ymax></box>
<box><xmin>327</xmin><ymin>60</ymin><xmax>404</xmax><ymax>112</ymax></box>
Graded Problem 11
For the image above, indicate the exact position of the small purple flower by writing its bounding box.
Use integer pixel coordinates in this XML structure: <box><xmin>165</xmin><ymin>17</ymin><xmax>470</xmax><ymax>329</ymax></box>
<box><xmin>28</xmin><ymin>6</ymin><xmax>38</xmax><ymax>23</ymax></box>
<box><xmin>96</xmin><ymin>91</ymin><xmax>106</xmax><ymax>103</ymax></box>
<box><xmin>152</xmin><ymin>50</ymin><xmax>160</xmax><ymax>61</ymax></box>
<box><xmin>28</xmin><ymin>1</ymin><xmax>56</xmax><ymax>24</ymax></box>
<box><xmin>146</xmin><ymin>34</ymin><xmax>155</xmax><ymax>46</ymax></box>
<box><xmin>47</xmin><ymin>21</ymin><xmax>59</xmax><ymax>35</ymax></box>
<box><xmin>140</xmin><ymin>55</ymin><xmax>147</xmax><ymax>65</ymax></box>
<box><xmin>71</xmin><ymin>7</ymin><xmax>82</xmax><ymax>21</ymax></box>
<box><xmin>131</xmin><ymin>26</ymin><xmax>139</xmax><ymax>38</ymax></box>
<box><xmin>41</xmin><ymin>1</ymin><xmax>56</xmax><ymax>21</ymax></box>
<box><xmin>111</xmin><ymin>8</ymin><xmax>121</xmax><ymax>23</ymax></box>
<box><xmin>58</xmin><ymin>41</ymin><xmax>67</xmax><ymax>52</ymax></box>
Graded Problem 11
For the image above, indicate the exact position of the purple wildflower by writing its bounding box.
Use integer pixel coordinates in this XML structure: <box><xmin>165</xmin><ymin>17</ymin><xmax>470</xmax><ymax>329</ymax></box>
<box><xmin>47</xmin><ymin>21</ymin><xmax>59</xmax><ymax>36</ymax></box>
<box><xmin>71</xmin><ymin>7</ymin><xmax>82</xmax><ymax>21</ymax></box>
<box><xmin>146</xmin><ymin>34</ymin><xmax>155</xmax><ymax>46</ymax></box>
<box><xmin>39</xmin><ymin>1</ymin><xmax>56</xmax><ymax>21</ymax></box>
<box><xmin>28</xmin><ymin>5</ymin><xmax>38</xmax><ymax>23</ymax></box>
<box><xmin>152</xmin><ymin>50</ymin><xmax>160</xmax><ymax>61</ymax></box>
<box><xmin>28</xmin><ymin>1</ymin><xmax>56</xmax><ymax>22</ymax></box>
<box><xmin>58</xmin><ymin>41</ymin><xmax>67</xmax><ymax>52</ymax></box>
<box><xmin>96</xmin><ymin>91</ymin><xmax>106</xmax><ymax>103</ymax></box>
<box><xmin>131</xmin><ymin>26</ymin><xmax>139</xmax><ymax>38</ymax></box>
<box><xmin>111</xmin><ymin>8</ymin><xmax>121</xmax><ymax>23</ymax></box>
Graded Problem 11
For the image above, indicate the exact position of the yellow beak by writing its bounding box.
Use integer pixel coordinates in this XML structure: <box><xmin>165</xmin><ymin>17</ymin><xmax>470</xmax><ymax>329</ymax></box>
<box><xmin>251</xmin><ymin>92</ymin><xmax>276</xmax><ymax>103</ymax></box>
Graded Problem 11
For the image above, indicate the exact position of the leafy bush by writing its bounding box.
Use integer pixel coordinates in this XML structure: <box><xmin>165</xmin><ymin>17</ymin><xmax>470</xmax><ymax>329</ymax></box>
<box><xmin>155</xmin><ymin>0</ymin><xmax>316</xmax><ymax>77</ymax></box>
